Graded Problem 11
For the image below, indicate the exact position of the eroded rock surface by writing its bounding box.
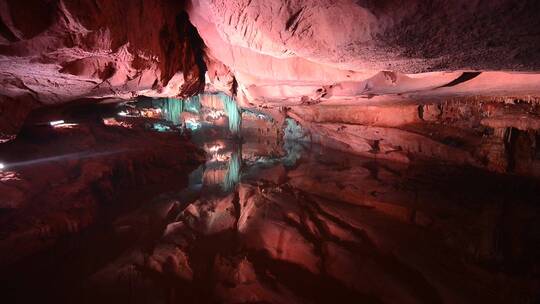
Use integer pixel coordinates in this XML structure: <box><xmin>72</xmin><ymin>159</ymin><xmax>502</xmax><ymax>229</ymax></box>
<box><xmin>0</xmin><ymin>0</ymin><xmax>207</xmax><ymax>139</ymax></box>
<box><xmin>190</xmin><ymin>0</ymin><xmax>540</xmax><ymax>105</ymax></box>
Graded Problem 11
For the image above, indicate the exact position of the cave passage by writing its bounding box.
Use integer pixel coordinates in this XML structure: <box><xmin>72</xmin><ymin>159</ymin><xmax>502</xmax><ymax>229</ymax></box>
<box><xmin>1</xmin><ymin>1</ymin><xmax>540</xmax><ymax>302</ymax></box>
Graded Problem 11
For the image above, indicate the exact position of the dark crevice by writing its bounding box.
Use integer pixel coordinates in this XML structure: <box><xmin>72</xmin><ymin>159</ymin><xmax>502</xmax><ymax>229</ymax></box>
<box><xmin>231</xmin><ymin>76</ymin><xmax>238</xmax><ymax>96</ymax></box>
<box><xmin>165</xmin><ymin>10</ymin><xmax>208</xmax><ymax>97</ymax></box>
<box><xmin>249</xmin><ymin>250</ymin><xmax>383</xmax><ymax>304</ymax></box>
<box><xmin>417</xmin><ymin>105</ymin><xmax>424</xmax><ymax>120</ymax></box>
<box><xmin>285</xmin><ymin>9</ymin><xmax>303</xmax><ymax>32</ymax></box>
<box><xmin>0</xmin><ymin>17</ymin><xmax>19</xmax><ymax>42</ymax></box>
<box><xmin>504</xmin><ymin>127</ymin><xmax>518</xmax><ymax>172</ymax></box>
<box><xmin>439</xmin><ymin>72</ymin><xmax>482</xmax><ymax>88</ymax></box>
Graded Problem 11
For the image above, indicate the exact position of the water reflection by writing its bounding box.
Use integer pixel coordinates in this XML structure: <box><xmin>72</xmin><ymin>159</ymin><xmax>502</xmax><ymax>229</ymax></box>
<box><xmin>1</xmin><ymin>99</ymin><xmax>539</xmax><ymax>304</ymax></box>
<box><xmin>188</xmin><ymin>137</ymin><xmax>304</xmax><ymax>195</ymax></box>
<box><xmin>84</xmin><ymin>135</ymin><xmax>539</xmax><ymax>304</ymax></box>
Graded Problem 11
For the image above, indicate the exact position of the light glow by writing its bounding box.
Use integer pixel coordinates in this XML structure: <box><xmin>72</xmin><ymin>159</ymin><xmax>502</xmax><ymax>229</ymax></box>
<box><xmin>210</xmin><ymin>153</ymin><xmax>229</xmax><ymax>162</ymax></box>
<box><xmin>2</xmin><ymin>150</ymin><xmax>129</xmax><ymax>170</ymax></box>
<box><xmin>0</xmin><ymin>163</ymin><xmax>5</xmax><ymax>170</ymax></box>
<box><xmin>153</xmin><ymin>123</ymin><xmax>171</xmax><ymax>132</ymax></box>
<box><xmin>52</xmin><ymin>123</ymin><xmax>78</xmax><ymax>129</ymax></box>
<box><xmin>49</xmin><ymin>120</ymin><xmax>65</xmax><ymax>126</ymax></box>
<box><xmin>103</xmin><ymin>118</ymin><xmax>133</xmax><ymax>128</ymax></box>
<box><xmin>0</xmin><ymin>171</ymin><xmax>20</xmax><ymax>182</ymax></box>
<box><xmin>0</xmin><ymin>135</ymin><xmax>16</xmax><ymax>143</ymax></box>
<box><xmin>185</xmin><ymin>118</ymin><xmax>201</xmax><ymax>130</ymax></box>
<box><xmin>208</xmin><ymin>144</ymin><xmax>223</xmax><ymax>153</ymax></box>
<box><xmin>207</xmin><ymin>110</ymin><xmax>225</xmax><ymax>119</ymax></box>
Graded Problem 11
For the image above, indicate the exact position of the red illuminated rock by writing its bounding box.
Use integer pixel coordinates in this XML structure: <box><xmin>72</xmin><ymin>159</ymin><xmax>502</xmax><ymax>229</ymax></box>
<box><xmin>0</xmin><ymin>0</ymin><xmax>206</xmax><ymax>138</ymax></box>
<box><xmin>189</xmin><ymin>0</ymin><xmax>540</xmax><ymax>105</ymax></box>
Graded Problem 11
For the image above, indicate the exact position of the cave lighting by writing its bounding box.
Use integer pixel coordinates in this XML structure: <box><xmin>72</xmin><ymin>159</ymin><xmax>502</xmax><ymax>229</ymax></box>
<box><xmin>52</xmin><ymin>122</ymin><xmax>78</xmax><ymax>129</ymax></box>
<box><xmin>0</xmin><ymin>135</ymin><xmax>16</xmax><ymax>143</ymax></box>
<box><xmin>208</xmin><ymin>144</ymin><xmax>223</xmax><ymax>153</ymax></box>
<box><xmin>160</xmin><ymin>98</ymin><xmax>183</xmax><ymax>124</ymax></box>
<box><xmin>207</xmin><ymin>110</ymin><xmax>225</xmax><ymax>119</ymax></box>
<box><xmin>185</xmin><ymin>118</ymin><xmax>202</xmax><ymax>130</ymax></box>
<box><xmin>102</xmin><ymin>118</ymin><xmax>133</xmax><ymax>128</ymax></box>
<box><xmin>211</xmin><ymin>153</ymin><xmax>229</xmax><ymax>162</ymax></box>
<box><xmin>48</xmin><ymin>120</ymin><xmax>79</xmax><ymax>129</ymax></box>
<box><xmin>3</xmin><ymin>150</ymin><xmax>128</xmax><ymax>170</ymax></box>
<box><xmin>0</xmin><ymin>170</ymin><xmax>21</xmax><ymax>182</ymax></box>
<box><xmin>49</xmin><ymin>120</ymin><xmax>65</xmax><ymax>126</ymax></box>
<box><xmin>152</xmin><ymin>123</ymin><xmax>171</xmax><ymax>132</ymax></box>
<box><xmin>118</xmin><ymin>111</ymin><xmax>128</xmax><ymax>117</ymax></box>
<box><xmin>0</xmin><ymin>162</ymin><xmax>5</xmax><ymax>170</ymax></box>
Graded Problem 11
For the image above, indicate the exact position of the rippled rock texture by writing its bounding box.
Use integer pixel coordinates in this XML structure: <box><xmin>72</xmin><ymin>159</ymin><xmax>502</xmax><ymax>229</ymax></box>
<box><xmin>191</xmin><ymin>0</ymin><xmax>540</xmax><ymax>104</ymax></box>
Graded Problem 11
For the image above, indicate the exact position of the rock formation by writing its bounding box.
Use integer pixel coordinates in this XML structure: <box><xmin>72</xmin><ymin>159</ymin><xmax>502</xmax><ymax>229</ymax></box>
<box><xmin>1</xmin><ymin>0</ymin><xmax>540</xmax><ymax>176</ymax></box>
<box><xmin>0</xmin><ymin>0</ymin><xmax>206</xmax><ymax>139</ymax></box>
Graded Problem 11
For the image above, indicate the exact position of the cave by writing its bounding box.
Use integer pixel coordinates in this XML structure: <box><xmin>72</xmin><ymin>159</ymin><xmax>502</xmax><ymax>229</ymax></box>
<box><xmin>1</xmin><ymin>1</ymin><xmax>540</xmax><ymax>303</ymax></box>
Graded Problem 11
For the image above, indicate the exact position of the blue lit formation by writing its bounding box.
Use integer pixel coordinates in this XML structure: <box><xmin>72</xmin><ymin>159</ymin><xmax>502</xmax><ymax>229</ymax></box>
<box><xmin>183</xmin><ymin>95</ymin><xmax>202</xmax><ymax>114</ymax></box>
<box><xmin>152</xmin><ymin>123</ymin><xmax>171</xmax><ymax>132</ymax></box>
<box><xmin>218</xmin><ymin>93</ymin><xmax>242</xmax><ymax>134</ymax></box>
<box><xmin>145</xmin><ymin>94</ymin><xmax>241</xmax><ymax>134</ymax></box>
<box><xmin>223</xmin><ymin>151</ymin><xmax>241</xmax><ymax>191</ymax></box>
<box><xmin>159</xmin><ymin>98</ymin><xmax>183</xmax><ymax>125</ymax></box>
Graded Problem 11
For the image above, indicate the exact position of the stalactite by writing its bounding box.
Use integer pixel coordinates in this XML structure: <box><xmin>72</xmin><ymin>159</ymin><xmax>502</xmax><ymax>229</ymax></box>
<box><xmin>219</xmin><ymin>93</ymin><xmax>242</xmax><ymax>134</ymax></box>
<box><xmin>158</xmin><ymin>98</ymin><xmax>184</xmax><ymax>125</ymax></box>
<box><xmin>138</xmin><ymin>93</ymin><xmax>242</xmax><ymax>134</ymax></box>
<box><xmin>184</xmin><ymin>95</ymin><xmax>201</xmax><ymax>114</ymax></box>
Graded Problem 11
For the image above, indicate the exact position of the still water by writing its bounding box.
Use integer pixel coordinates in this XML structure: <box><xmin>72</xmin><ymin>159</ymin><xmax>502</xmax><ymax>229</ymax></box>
<box><xmin>0</xmin><ymin>98</ymin><xmax>539</xmax><ymax>303</ymax></box>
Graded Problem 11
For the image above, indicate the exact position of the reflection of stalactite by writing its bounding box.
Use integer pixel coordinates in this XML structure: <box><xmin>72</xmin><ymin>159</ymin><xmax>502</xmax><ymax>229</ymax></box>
<box><xmin>219</xmin><ymin>93</ymin><xmax>242</xmax><ymax>134</ymax></box>
<box><xmin>223</xmin><ymin>151</ymin><xmax>241</xmax><ymax>191</ymax></box>
<box><xmin>283</xmin><ymin>118</ymin><xmax>309</xmax><ymax>141</ymax></box>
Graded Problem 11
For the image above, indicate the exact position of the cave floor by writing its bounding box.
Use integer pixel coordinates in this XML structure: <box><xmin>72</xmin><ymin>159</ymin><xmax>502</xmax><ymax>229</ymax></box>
<box><xmin>0</xmin><ymin>107</ymin><xmax>539</xmax><ymax>304</ymax></box>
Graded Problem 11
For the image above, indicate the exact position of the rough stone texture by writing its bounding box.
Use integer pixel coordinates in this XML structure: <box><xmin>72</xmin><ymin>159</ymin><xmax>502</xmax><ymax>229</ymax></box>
<box><xmin>183</xmin><ymin>0</ymin><xmax>540</xmax><ymax>174</ymax></box>
<box><xmin>285</xmin><ymin>97</ymin><xmax>540</xmax><ymax>176</ymax></box>
<box><xmin>1</xmin><ymin>1</ymin><xmax>540</xmax><ymax>176</ymax></box>
<box><xmin>190</xmin><ymin>0</ymin><xmax>540</xmax><ymax>105</ymax></box>
<box><xmin>0</xmin><ymin>0</ymin><xmax>208</xmax><ymax>139</ymax></box>
<box><xmin>0</xmin><ymin>0</ymin><xmax>207</xmax><ymax>101</ymax></box>
<box><xmin>192</xmin><ymin>0</ymin><xmax>540</xmax><ymax>72</ymax></box>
